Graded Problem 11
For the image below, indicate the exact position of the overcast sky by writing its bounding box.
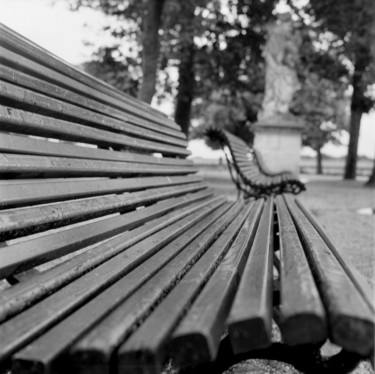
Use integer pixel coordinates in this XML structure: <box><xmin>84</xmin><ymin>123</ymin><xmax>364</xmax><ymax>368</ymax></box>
<box><xmin>0</xmin><ymin>0</ymin><xmax>374</xmax><ymax>158</ymax></box>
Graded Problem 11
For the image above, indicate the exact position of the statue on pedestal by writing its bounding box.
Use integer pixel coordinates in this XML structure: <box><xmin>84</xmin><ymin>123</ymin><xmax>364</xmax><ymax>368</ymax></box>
<box><xmin>258</xmin><ymin>13</ymin><xmax>302</xmax><ymax>122</ymax></box>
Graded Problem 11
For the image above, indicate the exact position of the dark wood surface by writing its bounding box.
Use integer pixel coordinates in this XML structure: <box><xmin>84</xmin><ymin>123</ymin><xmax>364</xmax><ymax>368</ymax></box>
<box><xmin>275</xmin><ymin>195</ymin><xmax>327</xmax><ymax>345</ymax></box>
<box><xmin>227</xmin><ymin>198</ymin><xmax>274</xmax><ymax>354</ymax></box>
<box><xmin>285</xmin><ymin>195</ymin><xmax>374</xmax><ymax>356</ymax></box>
<box><xmin>170</xmin><ymin>200</ymin><xmax>264</xmax><ymax>366</ymax></box>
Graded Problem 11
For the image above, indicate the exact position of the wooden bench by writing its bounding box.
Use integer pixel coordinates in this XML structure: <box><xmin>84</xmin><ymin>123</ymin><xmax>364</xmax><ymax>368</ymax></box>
<box><xmin>206</xmin><ymin>128</ymin><xmax>306</xmax><ymax>198</ymax></box>
<box><xmin>0</xmin><ymin>24</ymin><xmax>374</xmax><ymax>374</ymax></box>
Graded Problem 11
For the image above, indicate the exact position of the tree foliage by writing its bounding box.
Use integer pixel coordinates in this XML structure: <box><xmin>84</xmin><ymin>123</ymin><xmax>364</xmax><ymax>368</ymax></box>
<box><xmin>294</xmin><ymin>0</ymin><xmax>375</xmax><ymax>179</ymax></box>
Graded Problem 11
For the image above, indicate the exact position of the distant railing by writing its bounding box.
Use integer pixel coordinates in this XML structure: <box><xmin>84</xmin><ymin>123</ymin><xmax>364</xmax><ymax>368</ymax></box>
<box><xmin>299</xmin><ymin>166</ymin><xmax>372</xmax><ymax>177</ymax></box>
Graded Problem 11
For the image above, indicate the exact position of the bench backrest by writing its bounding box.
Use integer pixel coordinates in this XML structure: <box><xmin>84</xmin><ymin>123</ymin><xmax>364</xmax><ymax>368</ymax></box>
<box><xmin>206</xmin><ymin>128</ymin><xmax>305</xmax><ymax>197</ymax></box>
<box><xmin>0</xmin><ymin>23</ymin><xmax>211</xmax><ymax>280</ymax></box>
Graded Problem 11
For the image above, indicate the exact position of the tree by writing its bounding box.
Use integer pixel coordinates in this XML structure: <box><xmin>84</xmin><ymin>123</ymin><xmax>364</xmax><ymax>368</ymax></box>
<box><xmin>138</xmin><ymin>0</ymin><xmax>166</xmax><ymax>102</ymax></box>
<box><xmin>69</xmin><ymin>0</ymin><xmax>166</xmax><ymax>104</ymax></box>
<box><xmin>292</xmin><ymin>73</ymin><xmax>346</xmax><ymax>174</ymax></box>
<box><xmin>289</xmin><ymin>27</ymin><xmax>349</xmax><ymax>174</ymax></box>
<box><xmin>190</xmin><ymin>0</ymin><xmax>277</xmax><ymax>143</ymax></box>
<box><xmin>81</xmin><ymin>46</ymin><xmax>140</xmax><ymax>97</ymax></box>
<box><xmin>303</xmin><ymin>0</ymin><xmax>375</xmax><ymax>179</ymax></box>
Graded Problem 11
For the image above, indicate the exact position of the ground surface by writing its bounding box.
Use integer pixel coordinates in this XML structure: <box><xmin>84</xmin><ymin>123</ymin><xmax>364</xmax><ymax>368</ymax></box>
<box><xmin>199</xmin><ymin>167</ymin><xmax>374</xmax><ymax>374</ymax></box>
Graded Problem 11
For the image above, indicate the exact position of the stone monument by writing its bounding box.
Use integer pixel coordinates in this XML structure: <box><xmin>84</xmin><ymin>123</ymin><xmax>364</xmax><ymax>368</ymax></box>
<box><xmin>253</xmin><ymin>13</ymin><xmax>304</xmax><ymax>175</ymax></box>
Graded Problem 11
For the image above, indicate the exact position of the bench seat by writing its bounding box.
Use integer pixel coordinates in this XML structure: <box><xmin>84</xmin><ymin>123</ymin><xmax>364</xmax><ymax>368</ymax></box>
<box><xmin>0</xmin><ymin>23</ymin><xmax>373</xmax><ymax>374</ymax></box>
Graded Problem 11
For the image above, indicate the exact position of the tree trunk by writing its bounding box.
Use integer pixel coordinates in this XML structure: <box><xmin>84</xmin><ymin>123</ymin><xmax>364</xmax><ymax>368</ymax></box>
<box><xmin>174</xmin><ymin>43</ymin><xmax>196</xmax><ymax>137</ymax></box>
<box><xmin>344</xmin><ymin>62</ymin><xmax>365</xmax><ymax>180</ymax></box>
<box><xmin>316</xmin><ymin>146</ymin><xmax>323</xmax><ymax>175</ymax></box>
<box><xmin>365</xmin><ymin>156</ymin><xmax>375</xmax><ymax>187</ymax></box>
<box><xmin>138</xmin><ymin>0</ymin><xmax>165</xmax><ymax>104</ymax></box>
<box><xmin>174</xmin><ymin>2</ymin><xmax>196</xmax><ymax>138</ymax></box>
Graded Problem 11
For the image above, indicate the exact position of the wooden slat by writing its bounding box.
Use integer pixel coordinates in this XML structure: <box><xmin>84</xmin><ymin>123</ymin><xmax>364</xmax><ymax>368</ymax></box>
<box><xmin>0</xmin><ymin>182</ymin><xmax>206</xmax><ymax>240</ymax></box>
<box><xmin>0</xmin><ymin>82</ymin><xmax>189</xmax><ymax>155</ymax></box>
<box><xmin>0</xmin><ymin>193</ymin><xmax>217</xmax><ymax>322</ymax></box>
<box><xmin>0</xmin><ymin>65</ymin><xmax>185</xmax><ymax>142</ymax></box>
<box><xmin>0</xmin><ymin>25</ymin><xmax>174</xmax><ymax>125</ymax></box>
<box><xmin>0</xmin><ymin>106</ymin><xmax>191</xmax><ymax>164</ymax></box>
<box><xmin>116</xmin><ymin>203</ymin><xmax>252</xmax><ymax>373</ymax></box>
<box><xmin>0</xmin><ymin>74</ymin><xmax>185</xmax><ymax>148</ymax></box>
<box><xmin>11</xmin><ymin>200</ymin><xmax>229</xmax><ymax>374</ymax></box>
<box><xmin>0</xmin><ymin>25</ymin><xmax>176</xmax><ymax>129</ymax></box>
<box><xmin>227</xmin><ymin>197</ymin><xmax>274</xmax><ymax>354</ymax></box>
<box><xmin>67</xmin><ymin>202</ymin><xmax>241</xmax><ymax>373</ymax></box>
<box><xmin>170</xmin><ymin>200</ymin><xmax>264</xmax><ymax>366</ymax></box>
<box><xmin>0</xmin><ymin>153</ymin><xmax>194</xmax><ymax>179</ymax></box>
<box><xmin>295</xmin><ymin>199</ymin><xmax>375</xmax><ymax>314</ymax></box>
<box><xmin>275</xmin><ymin>195</ymin><xmax>327</xmax><ymax>345</ymax></box>
<box><xmin>0</xmin><ymin>26</ymin><xmax>181</xmax><ymax>133</ymax></box>
<box><xmin>0</xmin><ymin>134</ymin><xmax>194</xmax><ymax>172</ymax></box>
<box><xmin>0</xmin><ymin>197</ymin><xmax>226</xmax><ymax>364</ymax></box>
<box><xmin>284</xmin><ymin>195</ymin><xmax>374</xmax><ymax>356</ymax></box>
<box><xmin>0</xmin><ymin>175</ymin><xmax>201</xmax><ymax>208</ymax></box>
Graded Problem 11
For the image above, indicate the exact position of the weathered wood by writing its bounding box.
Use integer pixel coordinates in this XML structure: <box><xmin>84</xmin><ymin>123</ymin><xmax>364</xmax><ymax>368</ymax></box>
<box><xmin>0</xmin><ymin>188</ymin><xmax>211</xmax><ymax>271</ymax></box>
<box><xmin>284</xmin><ymin>195</ymin><xmax>374</xmax><ymax>356</ymax></box>
<box><xmin>0</xmin><ymin>106</ymin><xmax>189</xmax><ymax>163</ymax></box>
<box><xmin>0</xmin><ymin>65</ymin><xmax>185</xmax><ymax>141</ymax></box>
<box><xmin>0</xmin><ymin>153</ymin><xmax>193</xmax><ymax>179</ymax></box>
<box><xmin>11</xmin><ymin>201</ymin><xmax>230</xmax><ymax>374</ymax></box>
<box><xmin>0</xmin><ymin>194</ymin><xmax>218</xmax><ymax>323</ymax></box>
<box><xmin>0</xmin><ymin>75</ymin><xmax>185</xmax><ymax>147</ymax></box>
<box><xmin>170</xmin><ymin>200</ymin><xmax>264</xmax><ymax>366</ymax></box>
<box><xmin>0</xmin><ymin>175</ymin><xmax>200</xmax><ymax>208</ymax></box>
<box><xmin>0</xmin><ymin>25</ymin><xmax>180</xmax><ymax>132</ymax></box>
<box><xmin>116</xmin><ymin>203</ymin><xmax>252</xmax><ymax>374</ymax></box>
<box><xmin>227</xmin><ymin>197</ymin><xmax>274</xmax><ymax>354</ymax></box>
<box><xmin>0</xmin><ymin>197</ymin><xmax>227</xmax><ymax>364</ymax></box>
<box><xmin>275</xmin><ymin>195</ymin><xmax>327</xmax><ymax>345</ymax></box>
<box><xmin>0</xmin><ymin>82</ymin><xmax>189</xmax><ymax>155</ymax></box>
<box><xmin>295</xmin><ymin>199</ymin><xmax>375</xmax><ymax>314</ymax></box>
<box><xmin>0</xmin><ymin>183</ymin><xmax>206</xmax><ymax>240</ymax></box>
<box><xmin>0</xmin><ymin>133</ymin><xmax>193</xmax><ymax>168</ymax></box>
<box><xmin>67</xmin><ymin>202</ymin><xmax>241</xmax><ymax>373</ymax></box>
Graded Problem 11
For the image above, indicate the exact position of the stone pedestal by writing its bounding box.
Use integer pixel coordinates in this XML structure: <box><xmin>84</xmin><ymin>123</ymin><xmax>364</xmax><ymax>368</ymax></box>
<box><xmin>253</xmin><ymin>114</ymin><xmax>304</xmax><ymax>175</ymax></box>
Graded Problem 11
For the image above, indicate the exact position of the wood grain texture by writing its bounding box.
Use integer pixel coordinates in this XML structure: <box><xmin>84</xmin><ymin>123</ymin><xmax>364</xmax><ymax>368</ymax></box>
<box><xmin>0</xmin><ymin>197</ymin><xmax>226</xmax><ymax>364</ymax></box>
<box><xmin>0</xmin><ymin>194</ymin><xmax>217</xmax><ymax>323</ymax></box>
<box><xmin>0</xmin><ymin>182</ymin><xmax>206</xmax><ymax>240</ymax></box>
<box><xmin>68</xmin><ymin>202</ymin><xmax>241</xmax><ymax>374</ymax></box>
<box><xmin>0</xmin><ymin>65</ymin><xmax>185</xmax><ymax>141</ymax></box>
<box><xmin>0</xmin><ymin>25</ymin><xmax>181</xmax><ymax>132</ymax></box>
<box><xmin>0</xmin><ymin>81</ymin><xmax>189</xmax><ymax>156</ymax></box>
<box><xmin>0</xmin><ymin>71</ymin><xmax>185</xmax><ymax>147</ymax></box>
<box><xmin>295</xmin><ymin>199</ymin><xmax>375</xmax><ymax>314</ymax></box>
<box><xmin>227</xmin><ymin>197</ymin><xmax>274</xmax><ymax>354</ymax></box>
<box><xmin>170</xmin><ymin>199</ymin><xmax>264</xmax><ymax>366</ymax></box>
<box><xmin>11</xmin><ymin>200</ymin><xmax>228</xmax><ymax>374</ymax></box>
<box><xmin>0</xmin><ymin>106</ymin><xmax>189</xmax><ymax>163</ymax></box>
<box><xmin>0</xmin><ymin>133</ymin><xmax>193</xmax><ymax>168</ymax></box>
<box><xmin>0</xmin><ymin>175</ymin><xmax>201</xmax><ymax>208</ymax></box>
<box><xmin>275</xmin><ymin>195</ymin><xmax>327</xmax><ymax>345</ymax></box>
<box><xmin>0</xmin><ymin>152</ymin><xmax>193</xmax><ymax>179</ymax></box>
<box><xmin>116</xmin><ymin>203</ymin><xmax>250</xmax><ymax>374</ymax></box>
<box><xmin>285</xmin><ymin>195</ymin><xmax>374</xmax><ymax>356</ymax></box>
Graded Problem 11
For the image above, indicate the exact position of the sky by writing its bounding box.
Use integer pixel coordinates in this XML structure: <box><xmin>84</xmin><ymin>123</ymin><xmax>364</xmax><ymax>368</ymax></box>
<box><xmin>0</xmin><ymin>0</ymin><xmax>374</xmax><ymax>159</ymax></box>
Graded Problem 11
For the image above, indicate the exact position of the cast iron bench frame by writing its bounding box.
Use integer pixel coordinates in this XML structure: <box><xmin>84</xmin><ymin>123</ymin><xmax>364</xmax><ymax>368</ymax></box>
<box><xmin>206</xmin><ymin>128</ymin><xmax>306</xmax><ymax>198</ymax></box>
